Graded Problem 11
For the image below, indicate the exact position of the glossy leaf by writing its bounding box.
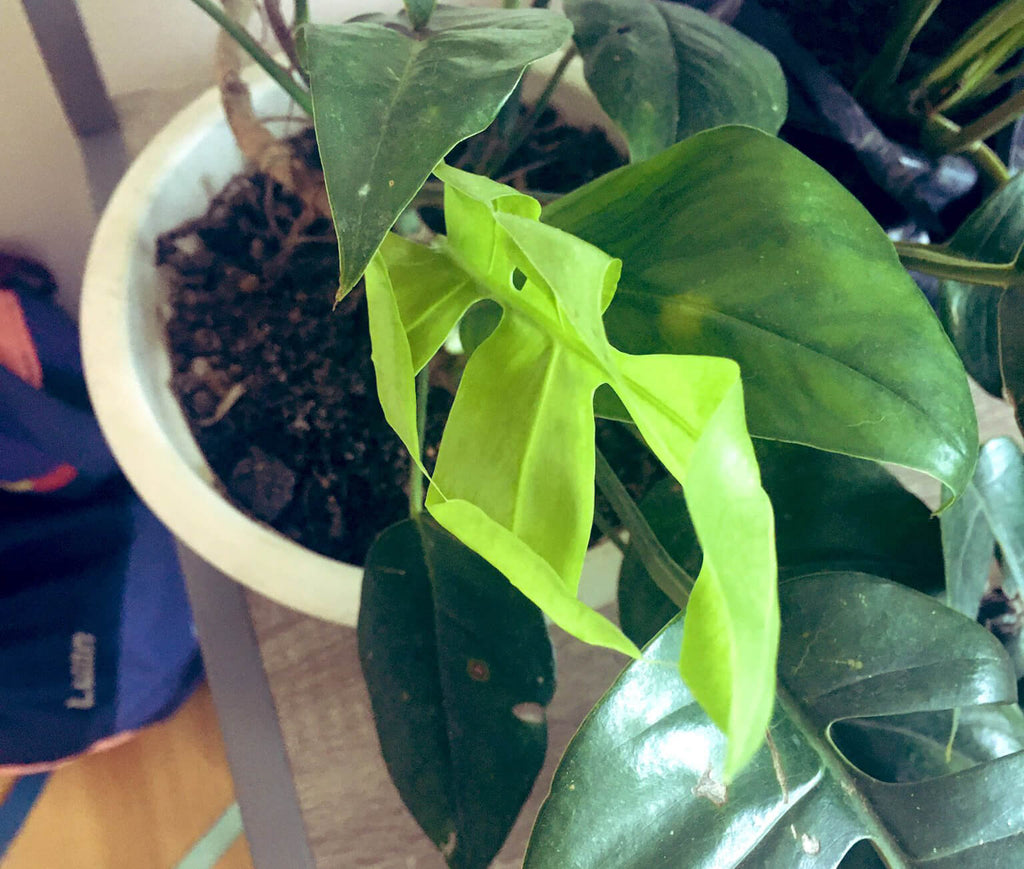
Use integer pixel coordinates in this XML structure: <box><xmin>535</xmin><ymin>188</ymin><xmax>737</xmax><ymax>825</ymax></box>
<box><xmin>565</xmin><ymin>0</ymin><xmax>786</xmax><ymax>161</ymax></box>
<box><xmin>619</xmin><ymin>442</ymin><xmax>943</xmax><ymax>647</ymax></box>
<box><xmin>544</xmin><ymin>126</ymin><xmax>978</xmax><ymax>503</ymax></box>
<box><xmin>366</xmin><ymin>165</ymin><xmax>777</xmax><ymax>777</ymax></box>
<box><xmin>937</xmin><ymin>173</ymin><xmax>1024</xmax><ymax>397</ymax></box>
<box><xmin>305</xmin><ymin>6</ymin><xmax>572</xmax><ymax>295</ymax></box>
<box><xmin>999</xmin><ymin>287</ymin><xmax>1024</xmax><ymax>434</ymax></box>
<box><xmin>526</xmin><ymin>572</ymin><xmax>1024</xmax><ymax>868</ymax></box>
<box><xmin>358</xmin><ymin>518</ymin><xmax>554</xmax><ymax>867</ymax></box>
<box><xmin>943</xmin><ymin>438</ymin><xmax>1024</xmax><ymax>619</ymax></box>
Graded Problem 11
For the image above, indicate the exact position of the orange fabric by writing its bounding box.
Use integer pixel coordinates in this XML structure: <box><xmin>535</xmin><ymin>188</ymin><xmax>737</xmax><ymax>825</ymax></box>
<box><xmin>0</xmin><ymin>290</ymin><xmax>44</xmax><ymax>389</ymax></box>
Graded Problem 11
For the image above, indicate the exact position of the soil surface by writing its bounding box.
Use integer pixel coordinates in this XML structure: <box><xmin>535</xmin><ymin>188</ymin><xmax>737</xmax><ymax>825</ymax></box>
<box><xmin>161</xmin><ymin>109</ymin><xmax>633</xmax><ymax>565</ymax></box>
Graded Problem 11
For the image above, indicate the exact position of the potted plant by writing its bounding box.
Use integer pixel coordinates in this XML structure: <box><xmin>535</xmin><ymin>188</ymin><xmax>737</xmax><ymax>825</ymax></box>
<box><xmin>80</xmin><ymin>0</ymin><xmax>1024</xmax><ymax>865</ymax></box>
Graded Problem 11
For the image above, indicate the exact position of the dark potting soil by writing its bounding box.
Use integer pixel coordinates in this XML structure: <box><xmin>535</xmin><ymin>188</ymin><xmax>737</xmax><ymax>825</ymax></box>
<box><xmin>160</xmin><ymin>109</ymin><xmax>633</xmax><ymax>566</ymax></box>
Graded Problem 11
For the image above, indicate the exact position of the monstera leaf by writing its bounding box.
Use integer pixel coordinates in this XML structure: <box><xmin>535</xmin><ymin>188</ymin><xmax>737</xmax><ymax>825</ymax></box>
<box><xmin>359</xmin><ymin>518</ymin><xmax>554</xmax><ymax>867</ymax></box>
<box><xmin>565</xmin><ymin>0</ymin><xmax>786</xmax><ymax>160</ymax></box>
<box><xmin>306</xmin><ymin>5</ymin><xmax>571</xmax><ymax>294</ymax></box>
<box><xmin>545</xmin><ymin>126</ymin><xmax>978</xmax><ymax>503</ymax></box>
<box><xmin>365</xmin><ymin>164</ymin><xmax>776</xmax><ymax>777</ymax></box>
<box><xmin>526</xmin><ymin>572</ymin><xmax>1024</xmax><ymax>868</ymax></box>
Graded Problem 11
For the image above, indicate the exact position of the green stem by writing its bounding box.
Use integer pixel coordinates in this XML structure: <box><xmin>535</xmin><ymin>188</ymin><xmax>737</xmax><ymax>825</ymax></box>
<box><xmin>854</xmin><ymin>0</ymin><xmax>942</xmax><ymax>105</ymax></box>
<box><xmin>594</xmin><ymin>449</ymin><xmax>693</xmax><ymax>611</ymax></box>
<box><xmin>925</xmin><ymin>114</ymin><xmax>1011</xmax><ymax>188</ymax></box>
<box><xmin>409</xmin><ymin>365</ymin><xmax>430</xmax><ymax>517</ymax></box>
<box><xmin>592</xmin><ymin>510</ymin><xmax>628</xmax><ymax>554</ymax></box>
<box><xmin>894</xmin><ymin>241</ymin><xmax>1018</xmax><ymax>287</ymax></box>
<box><xmin>482</xmin><ymin>44</ymin><xmax>579</xmax><ymax>178</ymax></box>
<box><xmin>188</xmin><ymin>0</ymin><xmax>313</xmax><ymax>115</ymax></box>
<box><xmin>294</xmin><ymin>0</ymin><xmax>309</xmax><ymax>27</ymax></box>
<box><xmin>940</xmin><ymin>88</ymin><xmax>1024</xmax><ymax>154</ymax></box>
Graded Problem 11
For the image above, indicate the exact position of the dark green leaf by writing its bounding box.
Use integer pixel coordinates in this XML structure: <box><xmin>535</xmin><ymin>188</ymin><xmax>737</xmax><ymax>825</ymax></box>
<box><xmin>358</xmin><ymin>518</ymin><xmax>555</xmax><ymax>867</ymax></box>
<box><xmin>403</xmin><ymin>0</ymin><xmax>436</xmax><ymax>30</ymax></box>
<box><xmin>565</xmin><ymin>0</ymin><xmax>786</xmax><ymax>161</ymax></box>
<box><xmin>619</xmin><ymin>443</ymin><xmax>943</xmax><ymax>647</ymax></box>
<box><xmin>306</xmin><ymin>6</ymin><xmax>572</xmax><ymax>294</ymax></box>
<box><xmin>938</xmin><ymin>173</ymin><xmax>1024</xmax><ymax>396</ymax></box>
<box><xmin>999</xmin><ymin>288</ymin><xmax>1024</xmax><ymax>435</ymax></box>
<box><xmin>943</xmin><ymin>438</ymin><xmax>1024</xmax><ymax>621</ymax></box>
<box><xmin>545</xmin><ymin>126</ymin><xmax>978</xmax><ymax>501</ymax></box>
<box><xmin>527</xmin><ymin>572</ymin><xmax>1024</xmax><ymax>868</ymax></box>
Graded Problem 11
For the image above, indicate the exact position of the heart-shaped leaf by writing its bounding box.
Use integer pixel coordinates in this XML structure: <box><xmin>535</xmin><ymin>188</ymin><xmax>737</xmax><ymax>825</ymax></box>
<box><xmin>937</xmin><ymin>172</ymin><xmax>1024</xmax><ymax>397</ymax></box>
<box><xmin>619</xmin><ymin>441</ymin><xmax>944</xmax><ymax>647</ymax></box>
<box><xmin>358</xmin><ymin>517</ymin><xmax>555</xmax><ymax>867</ymax></box>
<box><xmin>403</xmin><ymin>0</ymin><xmax>436</xmax><ymax>30</ymax></box>
<box><xmin>306</xmin><ymin>6</ymin><xmax>572</xmax><ymax>295</ymax></box>
<box><xmin>526</xmin><ymin>572</ymin><xmax>1024</xmax><ymax>868</ymax></box>
<box><xmin>565</xmin><ymin>0</ymin><xmax>786</xmax><ymax>160</ymax></box>
<box><xmin>544</xmin><ymin>126</ymin><xmax>978</xmax><ymax>503</ymax></box>
<box><xmin>366</xmin><ymin>164</ymin><xmax>777</xmax><ymax>778</ymax></box>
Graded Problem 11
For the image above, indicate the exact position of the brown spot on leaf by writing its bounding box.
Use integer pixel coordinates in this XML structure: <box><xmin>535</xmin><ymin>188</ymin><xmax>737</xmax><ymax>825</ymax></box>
<box><xmin>466</xmin><ymin>659</ymin><xmax>490</xmax><ymax>682</ymax></box>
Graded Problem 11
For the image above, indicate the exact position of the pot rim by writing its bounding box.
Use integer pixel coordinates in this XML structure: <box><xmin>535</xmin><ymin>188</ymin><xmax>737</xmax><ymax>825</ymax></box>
<box><xmin>80</xmin><ymin>64</ymin><xmax>622</xmax><ymax>628</ymax></box>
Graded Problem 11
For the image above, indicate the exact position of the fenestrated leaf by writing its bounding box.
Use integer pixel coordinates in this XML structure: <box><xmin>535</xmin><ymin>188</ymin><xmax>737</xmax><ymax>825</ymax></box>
<box><xmin>526</xmin><ymin>572</ymin><xmax>1024</xmax><ymax>868</ymax></box>
<box><xmin>619</xmin><ymin>442</ymin><xmax>943</xmax><ymax>647</ymax></box>
<box><xmin>565</xmin><ymin>0</ymin><xmax>786</xmax><ymax>161</ymax></box>
<box><xmin>358</xmin><ymin>517</ymin><xmax>555</xmax><ymax>868</ymax></box>
<box><xmin>367</xmin><ymin>164</ymin><xmax>777</xmax><ymax>778</ymax></box>
<box><xmin>305</xmin><ymin>6</ymin><xmax>572</xmax><ymax>295</ymax></box>
<box><xmin>943</xmin><ymin>438</ymin><xmax>1024</xmax><ymax>620</ymax></box>
<box><xmin>937</xmin><ymin>173</ymin><xmax>1024</xmax><ymax>396</ymax></box>
<box><xmin>544</xmin><ymin>126</ymin><xmax>978</xmax><ymax>503</ymax></box>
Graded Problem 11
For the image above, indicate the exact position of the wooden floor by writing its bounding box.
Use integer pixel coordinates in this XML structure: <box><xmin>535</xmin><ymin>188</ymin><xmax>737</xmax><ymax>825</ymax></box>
<box><xmin>0</xmin><ymin>682</ymin><xmax>253</xmax><ymax>868</ymax></box>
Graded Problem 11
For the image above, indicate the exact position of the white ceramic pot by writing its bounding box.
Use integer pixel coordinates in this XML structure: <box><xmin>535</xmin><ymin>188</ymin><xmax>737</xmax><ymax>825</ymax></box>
<box><xmin>81</xmin><ymin>65</ymin><xmax>624</xmax><ymax>626</ymax></box>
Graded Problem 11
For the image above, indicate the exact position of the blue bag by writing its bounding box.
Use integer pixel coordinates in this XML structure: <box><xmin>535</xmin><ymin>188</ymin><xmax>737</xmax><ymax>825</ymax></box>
<box><xmin>0</xmin><ymin>254</ymin><xmax>201</xmax><ymax>771</ymax></box>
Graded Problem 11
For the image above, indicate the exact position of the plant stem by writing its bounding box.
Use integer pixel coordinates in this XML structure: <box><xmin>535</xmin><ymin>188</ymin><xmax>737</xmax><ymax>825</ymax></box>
<box><xmin>594</xmin><ymin>449</ymin><xmax>694</xmax><ymax>611</ymax></box>
<box><xmin>482</xmin><ymin>44</ymin><xmax>579</xmax><ymax>178</ymax></box>
<box><xmin>293</xmin><ymin>0</ymin><xmax>308</xmax><ymax>27</ymax></box>
<box><xmin>264</xmin><ymin>0</ymin><xmax>309</xmax><ymax>85</ymax></box>
<box><xmin>940</xmin><ymin>88</ymin><xmax>1024</xmax><ymax>154</ymax></box>
<box><xmin>592</xmin><ymin>510</ymin><xmax>628</xmax><ymax>554</ymax></box>
<box><xmin>895</xmin><ymin>241</ymin><xmax>1019</xmax><ymax>287</ymax></box>
<box><xmin>854</xmin><ymin>0</ymin><xmax>942</xmax><ymax>105</ymax></box>
<box><xmin>408</xmin><ymin>365</ymin><xmax>430</xmax><ymax>517</ymax></box>
<box><xmin>188</xmin><ymin>0</ymin><xmax>313</xmax><ymax>115</ymax></box>
<box><xmin>925</xmin><ymin>114</ymin><xmax>1011</xmax><ymax>188</ymax></box>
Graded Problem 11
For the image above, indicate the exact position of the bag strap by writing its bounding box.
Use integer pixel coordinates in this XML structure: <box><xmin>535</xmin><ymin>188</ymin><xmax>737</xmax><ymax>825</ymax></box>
<box><xmin>0</xmin><ymin>772</ymin><xmax>50</xmax><ymax>860</ymax></box>
<box><xmin>174</xmin><ymin>801</ymin><xmax>245</xmax><ymax>869</ymax></box>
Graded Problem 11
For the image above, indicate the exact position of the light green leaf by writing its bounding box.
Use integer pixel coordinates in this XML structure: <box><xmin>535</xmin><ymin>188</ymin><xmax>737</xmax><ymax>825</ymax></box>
<box><xmin>545</xmin><ymin>126</ymin><xmax>978</xmax><ymax>502</ymax></box>
<box><xmin>305</xmin><ymin>6</ymin><xmax>572</xmax><ymax>294</ymax></box>
<box><xmin>565</xmin><ymin>0</ymin><xmax>786</xmax><ymax>161</ymax></box>
<box><xmin>368</xmin><ymin>163</ymin><xmax>777</xmax><ymax>777</ymax></box>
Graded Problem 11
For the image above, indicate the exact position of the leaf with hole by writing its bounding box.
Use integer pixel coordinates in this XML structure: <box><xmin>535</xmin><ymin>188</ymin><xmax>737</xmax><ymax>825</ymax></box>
<box><xmin>305</xmin><ymin>6</ymin><xmax>572</xmax><ymax>295</ymax></box>
<box><xmin>526</xmin><ymin>572</ymin><xmax>1024</xmax><ymax>868</ymax></box>
<box><xmin>565</xmin><ymin>0</ymin><xmax>786</xmax><ymax>161</ymax></box>
<box><xmin>544</xmin><ymin>126</ymin><xmax>978</xmax><ymax>504</ymax></box>
<box><xmin>358</xmin><ymin>517</ymin><xmax>555</xmax><ymax>868</ymax></box>
<box><xmin>366</xmin><ymin>164</ymin><xmax>776</xmax><ymax>778</ymax></box>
